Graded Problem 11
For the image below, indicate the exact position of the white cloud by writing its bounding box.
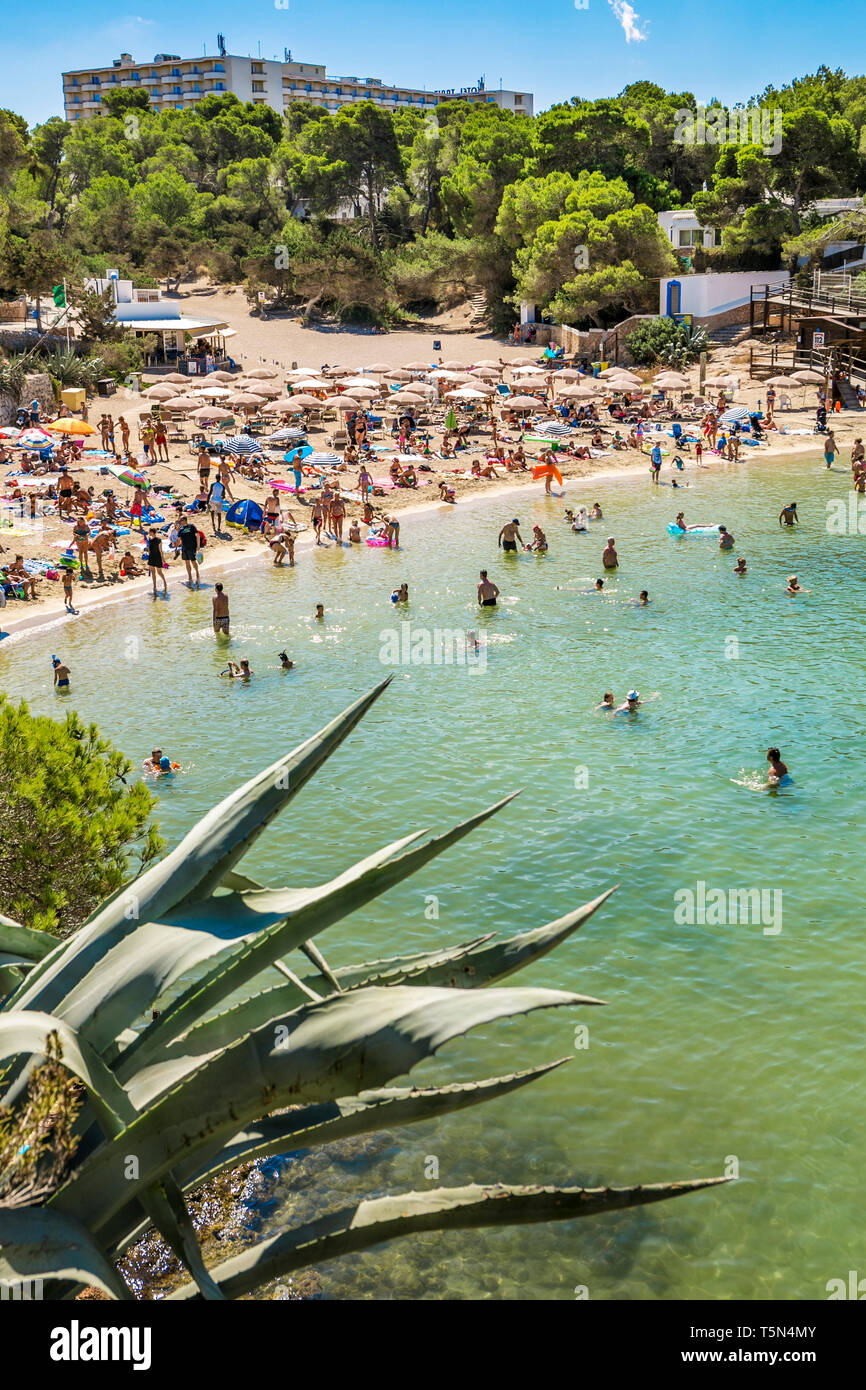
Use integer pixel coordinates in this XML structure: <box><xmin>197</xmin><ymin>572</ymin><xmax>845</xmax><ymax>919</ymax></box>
<box><xmin>608</xmin><ymin>0</ymin><xmax>649</xmax><ymax>43</ymax></box>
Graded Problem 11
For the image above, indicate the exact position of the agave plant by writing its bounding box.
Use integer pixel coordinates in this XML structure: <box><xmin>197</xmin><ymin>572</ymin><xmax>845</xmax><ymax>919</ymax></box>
<box><xmin>0</xmin><ymin>682</ymin><xmax>727</xmax><ymax>1299</ymax></box>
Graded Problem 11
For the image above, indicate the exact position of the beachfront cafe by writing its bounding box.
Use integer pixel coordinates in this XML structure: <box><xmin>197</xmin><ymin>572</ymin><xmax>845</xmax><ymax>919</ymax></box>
<box><xmin>85</xmin><ymin>274</ymin><xmax>236</xmax><ymax>372</ymax></box>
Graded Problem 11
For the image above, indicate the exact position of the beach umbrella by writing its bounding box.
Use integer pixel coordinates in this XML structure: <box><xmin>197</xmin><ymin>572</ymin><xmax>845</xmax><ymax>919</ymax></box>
<box><xmin>162</xmin><ymin>395</ymin><xmax>200</xmax><ymax>410</ymax></box>
<box><xmin>291</xmin><ymin>379</ymin><xmax>329</xmax><ymax>391</ymax></box>
<box><xmin>791</xmin><ymin>369</ymin><xmax>824</xmax><ymax>384</ymax></box>
<box><xmin>361</xmin><ymin>362</ymin><xmax>391</xmax><ymax>373</ymax></box>
<box><xmin>720</xmin><ymin>406</ymin><xmax>751</xmax><ymax>425</ymax></box>
<box><xmin>227</xmin><ymin>392</ymin><xmax>263</xmax><ymax>408</ymax></box>
<box><xmin>473</xmin><ymin>358</ymin><xmax>504</xmax><ymax>369</ymax></box>
<box><xmin>321</xmin><ymin>365</ymin><xmax>346</xmax><ymax>378</ymax></box>
<box><xmin>46</xmin><ymin>418</ymin><xmax>97</xmax><ymax>435</ymax></box>
<box><xmin>144</xmin><ymin>383</ymin><xmax>176</xmax><ymax>400</ymax></box>
<box><xmin>282</xmin><ymin>394</ymin><xmax>321</xmax><ymax>409</ymax></box>
<box><xmin>260</xmin><ymin>399</ymin><xmax>293</xmax><ymax>414</ymax></box>
<box><xmin>446</xmin><ymin>387</ymin><xmax>488</xmax><ymax>400</ymax></box>
<box><xmin>305</xmin><ymin>451</ymin><xmax>342</xmax><ymax>467</ymax></box>
<box><xmin>283</xmin><ymin>444</ymin><xmax>314</xmax><ymax>465</ymax></box>
<box><xmin>471</xmin><ymin>367</ymin><xmax>500</xmax><ymax>379</ymax></box>
<box><xmin>193</xmin><ymin>385</ymin><xmax>231</xmax><ymax>398</ymax></box>
<box><xmin>16</xmin><ymin>429</ymin><xmax>52</xmax><ymax>447</ymax></box>
<box><xmin>191</xmin><ymin>406</ymin><xmax>229</xmax><ymax>424</ymax></box>
<box><xmin>323</xmin><ymin>395</ymin><xmax>361</xmax><ymax>410</ymax></box>
<box><xmin>340</xmin><ymin>376</ymin><xmax>380</xmax><ymax>390</ymax></box>
<box><xmin>703</xmin><ymin>375</ymin><xmax>737</xmax><ymax>388</ymax></box>
<box><xmin>221</xmin><ymin>435</ymin><xmax>265</xmax><ymax>456</ymax></box>
<box><xmin>161</xmin><ymin>372</ymin><xmax>189</xmax><ymax>384</ymax></box>
<box><xmin>503</xmin><ymin>395</ymin><xmax>543</xmax><ymax>411</ymax></box>
<box><xmin>439</xmin><ymin>360</ymin><xmax>466</xmax><ymax>370</ymax></box>
<box><xmin>765</xmin><ymin>375</ymin><xmax>801</xmax><ymax>389</ymax></box>
<box><xmin>245</xmin><ymin>381</ymin><xmax>281</xmax><ymax>397</ymax></box>
<box><xmin>108</xmin><ymin>462</ymin><xmax>149</xmax><ymax>488</ymax></box>
<box><xmin>512</xmin><ymin>365</ymin><xmax>547</xmax><ymax>375</ymax></box>
<box><xmin>510</xmin><ymin>356</ymin><xmax>541</xmax><ymax>367</ymax></box>
<box><xmin>246</xmin><ymin>367</ymin><xmax>280</xmax><ymax>379</ymax></box>
<box><xmin>552</xmin><ymin>368</ymin><xmax>583</xmax><ymax>381</ymax></box>
<box><xmin>268</xmin><ymin>428</ymin><xmax>307</xmax><ymax>444</ymax></box>
<box><xmin>285</xmin><ymin>366</ymin><xmax>321</xmax><ymax>377</ymax></box>
<box><xmin>206</xmin><ymin>371</ymin><xmax>237</xmax><ymax>383</ymax></box>
<box><xmin>654</xmin><ymin>373</ymin><xmax>691</xmax><ymax>387</ymax></box>
<box><xmin>384</xmin><ymin>369</ymin><xmax>413</xmax><ymax>383</ymax></box>
<box><xmin>344</xmin><ymin>383</ymin><xmax>378</xmax><ymax>399</ymax></box>
<box><xmin>403</xmin><ymin>360</ymin><xmax>431</xmax><ymax>372</ymax></box>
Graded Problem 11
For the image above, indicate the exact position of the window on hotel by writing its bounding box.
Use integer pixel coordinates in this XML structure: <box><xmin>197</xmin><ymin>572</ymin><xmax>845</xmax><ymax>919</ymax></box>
<box><xmin>213</xmin><ymin>63</ymin><xmax>224</xmax><ymax>72</ymax></box>
<box><xmin>133</xmin><ymin>71</ymin><xmax>139</xmax><ymax>80</ymax></box>
<box><xmin>252</xmin><ymin>82</ymin><xmax>265</xmax><ymax>92</ymax></box>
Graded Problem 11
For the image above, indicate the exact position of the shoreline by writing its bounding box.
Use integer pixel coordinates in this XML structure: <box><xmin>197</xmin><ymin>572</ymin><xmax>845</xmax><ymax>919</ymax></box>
<box><xmin>0</xmin><ymin>436</ymin><xmax>827</xmax><ymax>643</ymax></box>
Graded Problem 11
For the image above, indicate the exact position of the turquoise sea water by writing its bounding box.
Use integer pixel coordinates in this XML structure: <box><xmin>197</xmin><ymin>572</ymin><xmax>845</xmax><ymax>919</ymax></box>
<box><xmin>2</xmin><ymin>452</ymin><xmax>863</xmax><ymax>1300</ymax></box>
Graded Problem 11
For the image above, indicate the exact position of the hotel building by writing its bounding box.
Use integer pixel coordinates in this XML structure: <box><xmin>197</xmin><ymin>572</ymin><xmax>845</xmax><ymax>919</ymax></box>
<box><xmin>61</xmin><ymin>50</ymin><xmax>533</xmax><ymax>122</ymax></box>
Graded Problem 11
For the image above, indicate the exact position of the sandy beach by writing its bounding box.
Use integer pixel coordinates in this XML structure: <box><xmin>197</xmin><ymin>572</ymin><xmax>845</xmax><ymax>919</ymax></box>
<box><xmin>2</xmin><ymin>285</ymin><xmax>854</xmax><ymax>638</ymax></box>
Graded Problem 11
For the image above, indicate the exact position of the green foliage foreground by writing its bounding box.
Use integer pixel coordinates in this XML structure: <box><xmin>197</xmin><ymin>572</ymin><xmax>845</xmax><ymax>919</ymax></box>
<box><xmin>0</xmin><ymin>682</ymin><xmax>728</xmax><ymax>1298</ymax></box>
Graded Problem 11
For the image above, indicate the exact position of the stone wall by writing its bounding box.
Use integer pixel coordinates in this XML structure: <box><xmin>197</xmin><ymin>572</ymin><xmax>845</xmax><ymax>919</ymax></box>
<box><xmin>0</xmin><ymin>372</ymin><xmax>56</xmax><ymax>426</ymax></box>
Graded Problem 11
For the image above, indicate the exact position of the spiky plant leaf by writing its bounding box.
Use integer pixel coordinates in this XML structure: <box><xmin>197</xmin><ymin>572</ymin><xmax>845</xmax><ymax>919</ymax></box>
<box><xmin>7</xmin><ymin>680</ymin><xmax>394</xmax><ymax>1029</ymax></box>
<box><xmin>103</xmin><ymin>1061</ymin><xmax>571</xmax><ymax>1254</ymax></box>
<box><xmin>0</xmin><ymin>1206</ymin><xmax>131</xmax><ymax>1301</ymax></box>
<box><xmin>165</xmin><ymin>1178</ymin><xmax>731</xmax><ymax>1301</ymax></box>
<box><xmin>0</xmin><ymin>915</ymin><xmax>60</xmax><ymax>964</ymax></box>
<box><xmin>51</xmin><ymin>986</ymin><xmax>582</xmax><ymax>1238</ymax></box>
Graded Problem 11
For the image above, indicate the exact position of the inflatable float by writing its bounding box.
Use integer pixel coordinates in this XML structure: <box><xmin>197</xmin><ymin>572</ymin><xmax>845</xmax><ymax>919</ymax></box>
<box><xmin>667</xmin><ymin>523</ymin><xmax>721</xmax><ymax>537</ymax></box>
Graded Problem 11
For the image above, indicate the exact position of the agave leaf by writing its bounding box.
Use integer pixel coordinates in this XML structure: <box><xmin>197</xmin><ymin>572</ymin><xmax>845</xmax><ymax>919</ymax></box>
<box><xmin>0</xmin><ymin>1207</ymin><xmax>131</xmax><ymax>1301</ymax></box>
<box><xmin>51</xmin><ymin>985</ymin><xmax>582</xmax><ymax>1237</ymax></box>
<box><xmin>115</xmin><ymin>795</ymin><xmax>518</xmax><ymax>1081</ymax></box>
<box><xmin>0</xmin><ymin>1012</ymin><xmax>133</xmax><ymax>1138</ymax></box>
<box><xmin>104</xmin><ymin>1061</ymin><xmax>572</xmax><ymax>1254</ymax></box>
<box><xmin>6</xmin><ymin>680</ymin><xmax>393</xmax><ymax>1023</ymax></box>
<box><xmin>0</xmin><ymin>915</ymin><xmax>60</xmax><ymax>964</ymax></box>
<box><xmin>401</xmin><ymin>888</ymin><xmax>618</xmax><ymax>989</ymax></box>
<box><xmin>165</xmin><ymin>1177</ymin><xmax>732</xmax><ymax>1301</ymax></box>
<box><xmin>0</xmin><ymin>1016</ymin><xmax>223</xmax><ymax>1300</ymax></box>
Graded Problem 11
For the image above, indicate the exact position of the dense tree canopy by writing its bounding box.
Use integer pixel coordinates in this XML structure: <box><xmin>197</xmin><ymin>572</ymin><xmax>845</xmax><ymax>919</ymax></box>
<box><xmin>1</xmin><ymin>68</ymin><xmax>866</xmax><ymax>329</ymax></box>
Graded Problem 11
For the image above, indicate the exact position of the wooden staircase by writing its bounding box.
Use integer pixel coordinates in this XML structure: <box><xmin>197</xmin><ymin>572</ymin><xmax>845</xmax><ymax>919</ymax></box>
<box><xmin>468</xmin><ymin>291</ymin><xmax>488</xmax><ymax>328</ymax></box>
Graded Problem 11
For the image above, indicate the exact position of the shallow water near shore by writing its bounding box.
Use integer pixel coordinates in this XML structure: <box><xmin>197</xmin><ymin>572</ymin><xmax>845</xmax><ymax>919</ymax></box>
<box><xmin>3</xmin><ymin>451</ymin><xmax>864</xmax><ymax>1300</ymax></box>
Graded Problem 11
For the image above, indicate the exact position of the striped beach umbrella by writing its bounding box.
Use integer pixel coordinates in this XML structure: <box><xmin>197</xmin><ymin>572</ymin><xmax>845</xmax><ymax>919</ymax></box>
<box><xmin>221</xmin><ymin>435</ymin><xmax>265</xmax><ymax>456</ymax></box>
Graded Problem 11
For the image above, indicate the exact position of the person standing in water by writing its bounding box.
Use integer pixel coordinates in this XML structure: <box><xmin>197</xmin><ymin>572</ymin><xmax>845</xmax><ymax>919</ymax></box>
<box><xmin>146</xmin><ymin>529</ymin><xmax>168</xmax><ymax>597</ymax></box>
<box><xmin>212</xmin><ymin>582</ymin><xmax>230</xmax><ymax>636</ymax></box>
<box><xmin>602</xmin><ymin>537</ymin><xmax>618</xmax><ymax>569</ymax></box>
<box><xmin>52</xmin><ymin>656</ymin><xmax>70</xmax><ymax>690</ymax></box>
<box><xmin>734</xmin><ymin>557</ymin><xmax>747</xmax><ymax>574</ymax></box>
<box><xmin>766</xmin><ymin>747</ymin><xmax>789</xmax><ymax>784</ymax></box>
<box><xmin>718</xmin><ymin>526</ymin><xmax>735</xmax><ymax>550</ymax></box>
<box><xmin>779</xmin><ymin>503</ymin><xmax>798</xmax><ymax>527</ymax></box>
<box><xmin>824</xmin><ymin>431</ymin><xmax>837</xmax><ymax>468</ymax></box>
<box><xmin>498</xmin><ymin>519</ymin><xmax>525</xmax><ymax>552</ymax></box>
<box><xmin>478</xmin><ymin>571</ymin><xmax>500</xmax><ymax>607</ymax></box>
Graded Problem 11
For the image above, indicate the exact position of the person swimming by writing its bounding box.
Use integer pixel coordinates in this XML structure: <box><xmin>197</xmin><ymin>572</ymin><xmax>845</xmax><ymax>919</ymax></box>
<box><xmin>614</xmin><ymin>689</ymin><xmax>641</xmax><ymax>715</ymax></box>
<box><xmin>734</xmin><ymin>557</ymin><xmax>747</xmax><ymax>574</ymax></box>
<box><xmin>278</xmin><ymin>651</ymin><xmax>294</xmax><ymax>670</ymax></box>
<box><xmin>638</xmin><ymin>590</ymin><xmax>650</xmax><ymax>605</ymax></box>
<box><xmin>597</xmin><ymin>692</ymin><xmax>615</xmax><ymax>710</ymax></box>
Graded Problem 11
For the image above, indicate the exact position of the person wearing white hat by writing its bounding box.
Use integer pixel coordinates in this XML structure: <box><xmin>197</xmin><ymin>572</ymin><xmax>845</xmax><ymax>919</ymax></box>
<box><xmin>614</xmin><ymin>690</ymin><xmax>641</xmax><ymax>715</ymax></box>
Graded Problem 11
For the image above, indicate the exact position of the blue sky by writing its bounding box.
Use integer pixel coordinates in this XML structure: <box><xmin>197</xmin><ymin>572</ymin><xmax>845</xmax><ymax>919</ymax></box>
<box><xmin>3</xmin><ymin>0</ymin><xmax>861</xmax><ymax>127</ymax></box>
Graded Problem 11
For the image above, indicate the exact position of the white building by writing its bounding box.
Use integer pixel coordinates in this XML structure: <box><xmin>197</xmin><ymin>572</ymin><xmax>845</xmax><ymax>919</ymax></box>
<box><xmin>85</xmin><ymin>273</ymin><xmax>233</xmax><ymax>363</ymax></box>
<box><xmin>659</xmin><ymin>270</ymin><xmax>789</xmax><ymax>321</ymax></box>
<box><xmin>657</xmin><ymin>209</ymin><xmax>720</xmax><ymax>253</ymax></box>
<box><xmin>62</xmin><ymin>51</ymin><xmax>532</xmax><ymax>121</ymax></box>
